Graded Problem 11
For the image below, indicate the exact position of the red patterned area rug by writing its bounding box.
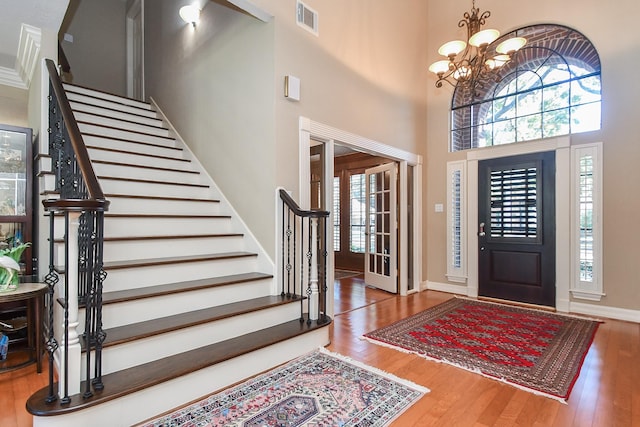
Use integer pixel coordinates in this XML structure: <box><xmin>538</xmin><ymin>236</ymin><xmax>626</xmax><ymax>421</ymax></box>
<box><xmin>140</xmin><ymin>348</ymin><xmax>428</xmax><ymax>426</ymax></box>
<box><xmin>362</xmin><ymin>297</ymin><xmax>600</xmax><ymax>402</ymax></box>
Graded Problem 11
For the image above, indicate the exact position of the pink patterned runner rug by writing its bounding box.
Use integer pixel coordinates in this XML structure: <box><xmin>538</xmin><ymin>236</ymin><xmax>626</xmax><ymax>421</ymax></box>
<box><xmin>362</xmin><ymin>297</ymin><xmax>600</xmax><ymax>402</ymax></box>
<box><xmin>141</xmin><ymin>348</ymin><xmax>428</xmax><ymax>426</ymax></box>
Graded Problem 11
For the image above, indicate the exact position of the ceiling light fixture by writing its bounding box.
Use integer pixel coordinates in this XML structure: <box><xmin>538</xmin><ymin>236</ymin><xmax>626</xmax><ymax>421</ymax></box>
<box><xmin>179</xmin><ymin>4</ymin><xmax>201</xmax><ymax>27</ymax></box>
<box><xmin>429</xmin><ymin>1</ymin><xmax>526</xmax><ymax>91</ymax></box>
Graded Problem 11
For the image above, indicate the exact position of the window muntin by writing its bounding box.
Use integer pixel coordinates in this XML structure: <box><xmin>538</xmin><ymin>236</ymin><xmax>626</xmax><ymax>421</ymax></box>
<box><xmin>451</xmin><ymin>25</ymin><xmax>601</xmax><ymax>152</ymax></box>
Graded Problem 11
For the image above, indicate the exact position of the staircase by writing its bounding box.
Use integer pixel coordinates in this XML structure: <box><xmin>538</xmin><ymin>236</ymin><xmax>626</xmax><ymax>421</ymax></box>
<box><xmin>28</xmin><ymin>83</ymin><xmax>331</xmax><ymax>427</ymax></box>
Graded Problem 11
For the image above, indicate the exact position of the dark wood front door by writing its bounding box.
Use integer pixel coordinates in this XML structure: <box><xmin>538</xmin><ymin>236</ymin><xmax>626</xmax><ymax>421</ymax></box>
<box><xmin>478</xmin><ymin>151</ymin><xmax>556</xmax><ymax>307</ymax></box>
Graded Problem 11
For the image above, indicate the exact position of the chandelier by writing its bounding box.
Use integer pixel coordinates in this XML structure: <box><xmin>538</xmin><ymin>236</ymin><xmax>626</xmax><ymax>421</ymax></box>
<box><xmin>428</xmin><ymin>1</ymin><xmax>526</xmax><ymax>90</ymax></box>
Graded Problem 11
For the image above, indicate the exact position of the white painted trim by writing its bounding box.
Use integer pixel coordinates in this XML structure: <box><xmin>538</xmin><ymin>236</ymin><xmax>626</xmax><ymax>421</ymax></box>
<box><xmin>299</xmin><ymin>117</ymin><xmax>423</xmax><ymax>299</ymax></box>
<box><xmin>126</xmin><ymin>0</ymin><xmax>145</xmax><ymax>100</ymax></box>
<box><xmin>399</xmin><ymin>161</ymin><xmax>408</xmax><ymax>296</ymax></box>
<box><xmin>570</xmin><ymin>302</ymin><xmax>640</xmax><ymax>323</ymax></box>
<box><xmin>16</xmin><ymin>24</ymin><xmax>41</xmax><ymax>87</ymax></box>
<box><xmin>0</xmin><ymin>24</ymin><xmax>41</xmax><ymax>90</ymax></box>
<box><xmin>227</xmin><ymin>0</ymin><xmax>273</xmax><ymax>22</ymax></box>
<box><xmin>151</xmin><ymin>97</ymin><xmax>275</xmax><ymax>274</ymax></box>
<box><xmin>303</xmin><ymin>119</ymin><xmax>422</xmax><ymax>166</ymax></box>
<box><xmin>466</xmin><ymin>135</ymin><xmax>572</xmax><ymax>311</ymax></box>
<box><xmin>425</xmin><ymin>280</ymin><xmax>468</xmax><ymax>296</ymax></box>
<box><xmin>570</xmin><ymin>142</ymin><xmax>603</xmax><ymax>301</ymax></box>
<box><xmin>446</xmin><ymin>160</ymin><xmax>467</xmax><ymax>282</ymax></box>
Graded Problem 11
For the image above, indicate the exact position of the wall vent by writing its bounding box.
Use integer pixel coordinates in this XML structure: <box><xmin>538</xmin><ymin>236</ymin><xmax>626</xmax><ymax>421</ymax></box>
<box><xmin>296</xmin><ymin>1</ymin><xmax>318</xmax><ymax>36</ymax></box>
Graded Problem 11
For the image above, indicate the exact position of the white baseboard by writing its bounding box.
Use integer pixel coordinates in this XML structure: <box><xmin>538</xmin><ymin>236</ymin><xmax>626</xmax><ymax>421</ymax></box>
<box><xmin>424</xmin><ymin>280</ymin><xmax>469</xmax><ymax>296</ymax></box>
<box><xmin>423</xmin><ymin>281</ymin><xmax>639</xmax><ymax>324</ymax></box>
<box><xmin>570</xmin><ymin>302</ymin><xmax>640</xmax><ymax>323</ymax></box>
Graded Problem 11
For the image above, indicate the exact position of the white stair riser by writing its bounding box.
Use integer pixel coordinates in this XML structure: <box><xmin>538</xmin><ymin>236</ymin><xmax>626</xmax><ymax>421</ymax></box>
<box><xmin>70</xmin><ymin>102</ymin><xmax>162</xmax><ymax>128</ymax></box>
<box><xmin>52</xmin><ymin>235</ymin><xmax>245</xmax><ymax>265</ymax></box>
<box><xmin>37</xmin><ymin>329</ymin><xmax>329</xmax><ymax>427</ymax></box>
<box><xmin>92</xmin><ymin>163</ymin><xmax>203</xmax><ymax>185</ymax></box>
<box><xmin>84</xmin><ymin>303</ymin><xmax>303</xmax><ymax>377</ymax></box>
<box><xmin>49</xmin><ymin>216</ymin><xmax>232</xmax><ymax>241</ymax></box>
<box><xmin>78</xmin><ymin>278</ymin><xmax>273</xmax><ymax>331</ymax></box>
<box><xmin>74</xmin><ymin>112</ymin><xmax>171</xmax><ymax>138</ymax></box>
<box><xmin>88</xmin><ymin>147</ymin><xmax>189</xmax><ymax>169</ymax></box>
<box><xmin>78</xmin><ymin>123</ymin><xmax>175</xmax><ymax>146</ymax></box>
<box><xmin>102</xmin><ymin>236</ymin><xmax>246</xmax><ymax>262</ymax></box>
<box><xmin>83</xmin><ymin>134</ymin><xmax>179</xmax><ymax>154</ymax></box>
<box><xmin>65</xmin><ymin>92</ymin><xmax>155</xmax><ymax>118</ymax></box>
<box><xmin>63</xmin><ymin>85</ymin><xmax>153</xmax><ymax>111</ymax></box>
<box><xmin>105</xmin><ymin>198</ymin><xmax>221</xmax><ymax>215</ymax></box>
<box><xmin>103</xmin><ymin>256</ymin><xmax>260</xmax><ymax>291</ymax></box>
<box><xmin>98</xmin><ymin>179</ymin><xmax>212</xmax><ymax>199</ymax></box>
<box><xmin>105</xmin><ymin>216</ymin><xmax>232</xmax><ymax>236</ymax></box>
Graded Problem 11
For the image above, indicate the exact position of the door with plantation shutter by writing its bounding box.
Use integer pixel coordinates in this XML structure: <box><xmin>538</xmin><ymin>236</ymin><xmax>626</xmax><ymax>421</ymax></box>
<box><xmin>478</xmin><ymin>152</ymin><xmax>555</xmax><ymax>307</ymax></box>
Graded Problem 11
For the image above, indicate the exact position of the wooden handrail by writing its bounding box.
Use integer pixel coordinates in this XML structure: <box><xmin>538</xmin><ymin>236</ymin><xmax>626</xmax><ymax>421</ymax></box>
<box><xmin>45</xmin><ymin>58</ymin><xmax>105</xmax><ymax>201</ymax></box>
<box><xmin>279</xmin><ymin>189</ymin><xmax>329</xmax><ymax>219</ymax></box>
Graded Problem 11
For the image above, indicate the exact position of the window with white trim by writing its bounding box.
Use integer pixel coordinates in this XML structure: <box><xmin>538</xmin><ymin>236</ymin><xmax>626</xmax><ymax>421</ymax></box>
<box><xmin>349</xmin><ymin>173</ymin><xmax>366</xmax><ymax>253</ymax></box>
<box><xmin>446</xmin><ymin>161</ymin><xmax>467</xmax><ymax>282</ymax></box>
<box><xmin>571</xmin><ymin>143</ymin><xmax>603</xmax><ymax>300</ymax></box>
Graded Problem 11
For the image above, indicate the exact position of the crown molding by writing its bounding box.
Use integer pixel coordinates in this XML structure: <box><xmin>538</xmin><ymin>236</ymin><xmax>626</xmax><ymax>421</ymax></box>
<box><xmin>0</xmin><ymin>24</ymin><xmax>41</xmax><ymax>90</ymax></box>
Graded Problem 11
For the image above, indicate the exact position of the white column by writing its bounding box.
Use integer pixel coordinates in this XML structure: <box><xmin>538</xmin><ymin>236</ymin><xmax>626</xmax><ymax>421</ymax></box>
<box><xmin>58</xmin><ymin>211</ymin><xmax>82</xmax><ymax>396</ymax></box>
<box><xmin>309</xmin><ymin>218</ymin><xmax>319</xmax><ymax>321</ymax></box>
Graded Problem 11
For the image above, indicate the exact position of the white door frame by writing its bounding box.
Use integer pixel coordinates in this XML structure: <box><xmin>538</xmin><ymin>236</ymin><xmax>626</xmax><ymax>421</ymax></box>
<box><xmin>298</xmin><ymin>117</ymin><xmax>423</xmax><ymax>316</ymax></box>
<box><xmin>466</xmin><ymin>136</ymin><xmax>571</xmax><ymax>312</ymax></box>
<box><xmin>126</xmin><ymin>0</ymin><xmax>145</xmax><ymax>100</ymax></box>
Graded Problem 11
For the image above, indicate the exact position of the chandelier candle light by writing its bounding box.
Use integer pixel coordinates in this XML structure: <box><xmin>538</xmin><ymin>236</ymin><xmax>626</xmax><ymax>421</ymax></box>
<box><xmin>429</xmin><ymin>1</ymin><xmax>526</xmax><ymax>89</ymax></box>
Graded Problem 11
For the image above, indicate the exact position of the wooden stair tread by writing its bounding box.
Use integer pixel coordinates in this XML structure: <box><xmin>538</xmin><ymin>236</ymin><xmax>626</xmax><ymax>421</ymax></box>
<box><xmin>27</xmin><ymin>316</ymin><xmax>331</xmax><ymax>416</ymax></box>
<box><xmin>103</xmin><ymin>252</ymin><xmax>257</xmax><ymax>270</ymax></box>
<box><xmin>73</xmin><ymin>108</ymin><xmax>166</xmax><ymax>131</ymax></box>
<box><xmin>104</xmin><ymin>194</ymin><xmax>219</xmax><ymax>203</ymax></box>
<box><xmin>84</xmin><ymin>133</ymin><xmax>183</xmax><ymax>152</ymax></box>
<box><xmin>104</xmin><ymin>233</ymin><xmax>243</xmax><ymax>241</ymax></box>
<box><xmin>64</xmin><ymin>84</ymin><xmax>153</xmax><ymax>111</ymax></box>
<box><xmin>92</xmin><ymin>159</ymin><xmax>199</xmax><ymax>174</ymax></box>
<box><xmin>94</xmin><ymin>294</ymin><xmax>303</xmax><ymax>348</ymax></box>
<box><xmin>104</xmin><ymin>213</ymin><xmax>230</xmax><ymax>218</ymax></box>
<box><xmin>98</xmin><ymin>176</ymin><xmax>209</xmax><ymax>188</ymax></box>
<box><xmin>77</xmin><ymin>120</ymin><xmax>175</xmax><ymax>141</ymax></box>
<box><xmin>100</xmin><ymin>272</ymin><xmax>273</xmax><ymax>304</ymax></box>
<box><xmin>54</xmin><ymin>233</ymin><xmax>243</xmax><ymax>244</ymax></box>
<box><xmin>69</xmin><ymin>99</ymin><xmax>159</xmax><ymax>122</ymax></box>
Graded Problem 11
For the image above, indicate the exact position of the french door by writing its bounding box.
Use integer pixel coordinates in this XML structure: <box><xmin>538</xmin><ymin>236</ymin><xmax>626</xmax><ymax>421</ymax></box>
<box><xmin>478</xmin><ymin>152</ymin><xmax>556</xmax><ymax>307</ymax></box>
<box><xmin>364</xmin><ymin>163</ymin><xmax>397</xmax><ymax>293</ymax></box>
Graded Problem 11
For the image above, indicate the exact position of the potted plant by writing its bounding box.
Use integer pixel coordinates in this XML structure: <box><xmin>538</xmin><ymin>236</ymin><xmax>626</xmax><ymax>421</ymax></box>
<box><xmin>0</xmin><ymin>242</ymin><xmax>30</xmax><ymax>292</ymax></box>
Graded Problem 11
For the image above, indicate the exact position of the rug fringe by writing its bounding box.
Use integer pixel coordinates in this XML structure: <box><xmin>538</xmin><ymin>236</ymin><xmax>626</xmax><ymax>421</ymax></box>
<box><xmin>318</xmin><ymin>347</ymin><xmax>430</xmax><ymax>394</ymax></box>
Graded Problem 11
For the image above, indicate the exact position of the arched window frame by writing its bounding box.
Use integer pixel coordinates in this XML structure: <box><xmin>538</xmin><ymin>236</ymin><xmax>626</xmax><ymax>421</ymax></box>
<box><xmin>450</xmin><ymin>24</ymin><xmax>602</xmax><ymax>152</ymax></box>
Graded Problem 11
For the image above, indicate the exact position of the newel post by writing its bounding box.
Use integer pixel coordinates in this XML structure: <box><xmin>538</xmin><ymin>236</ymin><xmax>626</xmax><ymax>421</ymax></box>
<box><xmin>59</xmin><ymin>211</ymin><xmax>82</xmax><ymax>398</ymax></box>
<box><xmin>309</xmin><ymin>217</ymin><xmax>319</xmax><ymax>321</ymax></box>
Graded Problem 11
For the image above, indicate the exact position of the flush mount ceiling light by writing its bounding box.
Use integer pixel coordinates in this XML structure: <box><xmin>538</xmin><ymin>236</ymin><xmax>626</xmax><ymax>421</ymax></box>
<box><xmin>179</xmin><ymin>4</ymin><xmax>201</xmax><ymax>27</ymax></box>
<box><xmin>429</xmin><ymin>0</ymin><xmax>526</xmax><ymax>91</ymax></box>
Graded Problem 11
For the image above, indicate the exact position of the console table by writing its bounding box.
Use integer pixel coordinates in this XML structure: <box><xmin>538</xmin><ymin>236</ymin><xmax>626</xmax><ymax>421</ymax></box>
<box><xmin>0</xmin><ymin>282</ymin><xmax>47</xmax><ymax>372</ymax></box>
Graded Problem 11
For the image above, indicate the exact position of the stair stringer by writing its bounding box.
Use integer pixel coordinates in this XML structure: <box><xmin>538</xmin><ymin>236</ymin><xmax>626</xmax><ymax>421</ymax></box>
<box><xmin>149</xmin><ymin>97</ymin><xmax>277</xmax><ymax>289</ymax></box>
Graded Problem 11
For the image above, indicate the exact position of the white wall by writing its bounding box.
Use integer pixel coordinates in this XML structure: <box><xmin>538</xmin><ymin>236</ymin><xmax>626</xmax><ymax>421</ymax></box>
<box><xmin>425</xmin><ymin>0</ymin><xmax>640</xmax><ymax>311</ymax></box>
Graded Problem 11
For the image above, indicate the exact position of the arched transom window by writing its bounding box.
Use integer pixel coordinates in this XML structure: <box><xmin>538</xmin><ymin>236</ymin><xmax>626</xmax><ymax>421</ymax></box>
<box><xmin>451</xmin><ymin>24</ymin><xmax>601</xmax><ymax>152</ymax></box>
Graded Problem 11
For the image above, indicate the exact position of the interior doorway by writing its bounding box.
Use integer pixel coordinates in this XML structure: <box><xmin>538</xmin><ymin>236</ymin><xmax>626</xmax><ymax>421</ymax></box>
<box><xmin>301</xmin><ymin>117</ymin><xmax>423</xmax><ymax>316</ymax></box>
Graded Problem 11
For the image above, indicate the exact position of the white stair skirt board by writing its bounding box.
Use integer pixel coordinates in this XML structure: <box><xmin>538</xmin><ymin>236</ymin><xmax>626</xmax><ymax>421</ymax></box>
<box><xmin>32</xmin><ymin>329</ymin><xmax>330</xmax><ymax>427</ymax></box>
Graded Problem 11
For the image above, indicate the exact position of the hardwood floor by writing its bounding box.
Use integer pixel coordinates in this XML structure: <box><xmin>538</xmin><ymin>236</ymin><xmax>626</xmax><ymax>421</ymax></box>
<box><xmin>2</xmin><ymin>277</ymin><xmax>639</xmax><ymax>426</ymax></box>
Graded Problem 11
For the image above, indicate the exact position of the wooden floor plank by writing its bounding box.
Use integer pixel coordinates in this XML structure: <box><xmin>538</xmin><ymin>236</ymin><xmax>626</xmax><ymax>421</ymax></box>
<box><xmin>3</xmin><ymin>279</ymin><xmax>639</xmax><ymax>426</ymax></box>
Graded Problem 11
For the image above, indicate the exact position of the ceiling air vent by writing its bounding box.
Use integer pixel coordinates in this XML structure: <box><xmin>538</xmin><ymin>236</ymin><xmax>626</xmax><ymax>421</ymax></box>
<box><xmin>297</xmin><ymin>1</ymin><xmax>318</xmax><ymax>36</ymax></box>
